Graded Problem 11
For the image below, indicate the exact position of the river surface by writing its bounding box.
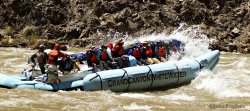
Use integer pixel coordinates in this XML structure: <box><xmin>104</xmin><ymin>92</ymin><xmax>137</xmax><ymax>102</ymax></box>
<box><xmin>1</xmin><ymin>25</ymin><xmax>250</xmax><ymax>110</ymax></box>
<box><xmin>0</xmin><ymin>47</ymin><xmax>249</xmax><ymax>111</ymax></box>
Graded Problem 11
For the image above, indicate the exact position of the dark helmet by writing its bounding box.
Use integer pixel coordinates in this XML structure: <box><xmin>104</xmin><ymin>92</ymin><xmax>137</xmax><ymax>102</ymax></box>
<box><xmin>101</xmin><ymin>45</ymin><xmax>107</xmax><ymax>49</ymax></box>
<box><xmin>39</xmin><ymin>45</ymin><xmax>46</xmax><ymax>50</ymax></box>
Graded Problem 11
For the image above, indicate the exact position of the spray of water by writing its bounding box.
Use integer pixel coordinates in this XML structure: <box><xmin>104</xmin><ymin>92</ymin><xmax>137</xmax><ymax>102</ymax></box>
<box><xmin>121</xmin><ymin>23</ymin><xmax>212</xmax><ymax>59</ymax></box>
<box><xmin>191</xmin><ymin>55</ymin><xmax>250</xmax><ymax>98</ymax></box>
<box><xmin>169</xmin><ymin>24</ymin><xmax>212</xmax><ymax>58</ymax></box>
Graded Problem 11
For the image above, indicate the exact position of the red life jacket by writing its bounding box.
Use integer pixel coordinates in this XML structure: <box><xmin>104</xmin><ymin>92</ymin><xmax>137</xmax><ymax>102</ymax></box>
<box><xmin>91</xmin><ymin>54</ymin><xmax>97</xmax><ymax>63</ymax></box>
<box><xmin>118</xmin><ymin>47</ymin><xmax>124</xmax><ymax>57</ymax></box>
<box><xmin>132</xmin><ymin>48</ymin><xmax>141</xmax><ymax>58</ymax></box>
<box><xmin>158</xmin><ymin>47</ymin><xmax>167</xmax><ymax>57</ymax></box>
<box><xmin>112</xmin><ymin>45</ymin><xmax>124</xmax><ymax>57</ymax></box>
<box><xmin>145</xmin><ymin>48</ymin><xmax>153</xmax><ymax>56</ymax></box>
<box><xmin>101</xmin><ymin>51</ymin><xmax>108</xmax><ymax>60</ymax></box>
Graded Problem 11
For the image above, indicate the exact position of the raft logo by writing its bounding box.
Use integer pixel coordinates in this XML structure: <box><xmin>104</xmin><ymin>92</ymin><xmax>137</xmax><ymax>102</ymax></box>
<box><xmin>108</xmin><ymin>71</ymin><xmax>186</xmax><ymax>87</ymax></box>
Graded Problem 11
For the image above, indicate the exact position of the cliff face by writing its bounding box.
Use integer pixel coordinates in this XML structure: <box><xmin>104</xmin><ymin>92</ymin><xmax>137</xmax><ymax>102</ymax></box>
<box><xmin>0</xmin><ymin>0</ymin><xmax>249</xmax><ymax>53</ymax></box>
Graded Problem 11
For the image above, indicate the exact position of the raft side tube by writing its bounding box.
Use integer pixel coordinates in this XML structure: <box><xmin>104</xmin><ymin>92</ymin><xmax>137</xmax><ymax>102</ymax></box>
<box><xmin>209</xmin><ymin>57</ymin><xmax>219</xmax><ymax>70</ymax></box>
<box><xmin>16</xmin><ymin>85</ymin><xmax>35</xmax><ymax>89</ymax></box>
<box><xmin>122</xmin><ymin>66</ymin><xmax>152</xmax><ymax>91</ymax></box>
<box><xmin>82</xmin><ymin>73</ymin><xmax>103</xmax><ymax>91</ymax></box>
<box><xmin>15</xmin><ymin>81</ymin><xmax>50</xmax><ymax>90</ymax></box>
<box><xmin>195</xmin><ymin>50</ymin><xmax>220</xmax><ymax>70</ymax></box>
<box><xmin>175</xmin><ymin>59</ymin><xmax>200</xmax><ymax>83</ymax></box>
<box><xmin>148</xmin><ymin>62</ymin><xmax>179</xmax><ymax>88</ymax></box>
<box><xmin>71</xmin><ymin>79</ymin><xmax>84</xmax><ymax>89</ymax></box>
<box><xmin>34</xmin><ymin>83</ymin><xmax>54</xmax><ymax>91</ymax></box>
<box><xmin>0</xmin><ymin>73</ymin><xmax>21</xmax><ymax>88</ymax></box>
<box><xmin>100</xmin><ymin>69</ymin><xmax>131</xmax><ymax>92</ymax></box>
<box><xmin>83</xmin><ymin>69</ymin><xmax>129</xmax><ymax>91</ymax></box>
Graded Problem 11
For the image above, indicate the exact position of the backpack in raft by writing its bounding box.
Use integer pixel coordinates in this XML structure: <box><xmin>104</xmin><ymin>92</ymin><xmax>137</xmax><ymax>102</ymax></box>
<box><xmin>64</xmin><ymin>57</ymin><xmax>74</xmax><ymax>71</ymax></box>
<box><xmin>76</xmin><ymin>53</ymin><xmax>86</xmax><ymax>60</ymax></box>
<box><xmin>122</xmin><ymin>56</ymin><xmax>130</xmax><ymax>67</ymax></box>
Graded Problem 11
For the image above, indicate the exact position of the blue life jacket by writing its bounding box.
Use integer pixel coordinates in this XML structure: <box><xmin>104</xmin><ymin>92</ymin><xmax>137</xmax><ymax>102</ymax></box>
<box><xmin>126</xmin><ymin>48</ymin><xmax>134</xmax><ymax>56</ymax></box>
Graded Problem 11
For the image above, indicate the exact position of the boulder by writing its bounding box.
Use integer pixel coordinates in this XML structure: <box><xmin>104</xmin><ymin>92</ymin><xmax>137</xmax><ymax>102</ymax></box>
<box><xmin>231</xmin><ymin>27</ymin><xmax>240</xmax><ymax>37</ymax></box>
<box><xmin>79</xmin><ymin>28</ymin><xmax>90</xmax><ymax>38</ymax></box>
<box><xmin>148</xmin><ymin>3</ymin><xmax>158</xmax><ymax>11</ymax></box>
<box><xmin>228</xmin><ymin>43</ymin><xmax>237</xmax><ymax>52</ymax></box>
<box><xmin>0</xmin><ymin>33</ymin><xmax>3</xmax><ymax>40</ymax></box>
<box><xmin>68</xmin><ymin>38</ymin><xmax>91</xmax><ymax>47</ymax></box>
<box><xmin>65</xmin><ymin>27</ymin><xmax>81</xmax><ymax>39</ymax></box>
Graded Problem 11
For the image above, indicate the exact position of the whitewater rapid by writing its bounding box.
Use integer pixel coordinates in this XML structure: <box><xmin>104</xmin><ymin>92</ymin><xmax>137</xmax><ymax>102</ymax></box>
<box><xmin>0</xmin><ymin>24</ymin><xmax>249</xmax><ymax>110</ymax></box>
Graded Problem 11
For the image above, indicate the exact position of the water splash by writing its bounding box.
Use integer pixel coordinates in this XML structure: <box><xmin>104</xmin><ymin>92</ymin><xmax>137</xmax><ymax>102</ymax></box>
<box><xmin>169</xmin><ymin>24</ymin><xmax>212</xmax><ymax>58</ymax></box>
<box><xmin>192</xmin><ymin>56</ymin><xmax>250</xmax><ymax>98</ymax></box>
<box><xmin>120</xmin><ymin>93</ymin><xmax>154</xmax><ymax>99</ymax></box>
<box><xmin>123</xmin><ymin>103</ymin><xmax>153</xmax><ymax>111</ymax></box>
<box><xmin>121</xmin><ymin>23</ymin><xmax>212</xmax><ymax>59</ymax></box>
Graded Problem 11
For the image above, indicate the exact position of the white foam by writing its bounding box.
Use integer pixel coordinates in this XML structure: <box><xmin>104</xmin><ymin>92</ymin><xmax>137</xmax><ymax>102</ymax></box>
<box><xmin>120</xmin><ymin>93</ymin><xmax>154</xmax><ymax>99</ymax></box>
<box><xmin>123</xmin><ymin>103</ymin><xmax>152</xmax><ymax>111</ymax></box>
<box><xmin>235</xmin><ymin>57</ymin><xmax>247</xmax><ymax>68</ymax></box>
<box><xmin>192</xmin><ymin>67</ymin><xmax>250</xmax><ymax>98</ymax></box>
<box><xmin>160</xmin><ymin>93</ymin><xmax>196</xmax><ymax>101</ymax></box>
<box><xmin>169</xmin><ymin>24</ymin><xmax>211</xmax><ymax>58</ymax></box>
<box><xmin>245</xmin><ymin>105</ymin><xmax>250</xmax><ymax>110</ymax></box>
<box><xmin>242</xmin><ymin>69</ymin><xmax>250</xmax><ymax>74</ymax></box>
<box><xmin>122</xmin><ymin>23</ymin><xmax>212</xmax><ymax>60</ymax></box>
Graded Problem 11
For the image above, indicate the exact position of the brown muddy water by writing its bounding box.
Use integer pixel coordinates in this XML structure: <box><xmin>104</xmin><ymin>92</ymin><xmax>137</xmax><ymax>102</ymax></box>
<box><xmin>0</xmin><ymin>47</ymin><xmax>250</xmax><ymax>111</ymax></box>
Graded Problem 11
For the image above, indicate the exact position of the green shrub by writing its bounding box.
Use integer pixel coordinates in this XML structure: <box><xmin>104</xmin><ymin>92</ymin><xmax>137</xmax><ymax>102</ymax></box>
<box><xmin>2</xmin><ymin>25</ymin><xmax>11</xmax><ymax>36</ymax></box>
<box><xmin>28</xmin><ymin>34</ymin><xmax>38</xmax><ymax>45</ymax></box>
<box><xmin>1</xmin><ymin>38</ymin><xmax>10</xmax><ymax>46</ymax></box>
<box><xmin>20</xmin><ymin>25</ymin><xmax>37</xmax><ymax>37</ymax></box>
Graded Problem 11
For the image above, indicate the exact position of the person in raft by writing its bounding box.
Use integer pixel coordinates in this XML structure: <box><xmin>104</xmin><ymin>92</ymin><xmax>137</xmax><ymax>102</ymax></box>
<box><xmin>155</xmin><ymin>41</ymin><xmax>168</xmax><ymax>62</ymax></box>
<box><xmin>111</xmin><ymin>39</ymin><xmax>125</xmax><ymax>68</ymax></box>
<box><xmin>140</xmin><ymin>41</ymin><xmax>160</xmax><ymax>64</ymax></box>
<box><xmin>30</xmin><ymin>44</ymin><xmax>48</xmax><ymax>75</ymax></box>
<box><xmin>97</xmin><ymin>45</ymin><xmax>112</xmax><ymax>71</ymax></box>
<box><xmin>86</xmin><ymin>46</ymin><xmax>98</xmax><ymax>72</ymax></box>
<box><xmin>47</xmin><ymin>43</ymin><xmax>68</xmax><ymax>84</ymax></box>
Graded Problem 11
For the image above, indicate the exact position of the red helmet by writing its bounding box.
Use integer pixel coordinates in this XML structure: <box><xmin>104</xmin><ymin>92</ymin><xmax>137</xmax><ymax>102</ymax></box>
<box><xmin>107</xmin><ymin>43</ymin><xmax>113</xmax><ymax>49</ymax></box>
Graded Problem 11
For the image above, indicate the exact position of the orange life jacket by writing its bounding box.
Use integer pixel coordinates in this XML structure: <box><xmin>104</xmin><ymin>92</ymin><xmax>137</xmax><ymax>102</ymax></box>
<box><xmin>158</xmin><ymin>47</ymin><xmax>167</xmax><ymax>57</ymax></box>
<box><xmin>145</xmin><ymin>48</ymin><xmax>153</xmax><ymax>56</ymax></box>
<box><xmin>132</xmin><ymin>48</ymin><xmax>141</xmax><ymax>58</ymax></box>
<box><xmin>101</xmin><ymin>51</ymin><xmax>108</xmax><ymax>60</ymax></box>
<box><xmin>91</xmin><ymin>54</ymin><xmax>97</xmax><ymax>63</ymax></box>
<box><xmin>48</xmin><ymin>49</ymin><xmax>59</xmax><ymax>65</ymax></box>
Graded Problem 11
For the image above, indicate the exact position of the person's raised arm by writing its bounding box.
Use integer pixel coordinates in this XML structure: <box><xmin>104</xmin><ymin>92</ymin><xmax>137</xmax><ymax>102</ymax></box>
<box><xmin>30</xmin><ymin>53</ymin><xmax>37</xmax><ymax>65</ymax></box>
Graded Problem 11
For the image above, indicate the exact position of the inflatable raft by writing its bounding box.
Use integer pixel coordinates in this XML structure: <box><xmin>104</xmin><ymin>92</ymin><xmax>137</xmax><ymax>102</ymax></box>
<box><xmin>0</xmin><ymin>50</ymin><xmax>220</xmax><ymax>92</ymax></box>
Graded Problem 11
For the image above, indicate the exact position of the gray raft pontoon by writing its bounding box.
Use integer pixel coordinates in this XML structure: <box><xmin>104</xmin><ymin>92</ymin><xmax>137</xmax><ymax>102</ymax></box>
<box><xmin>0</xmin><ymin>50</ymin><xmax>220</xmax><ymax>92</ymax></box>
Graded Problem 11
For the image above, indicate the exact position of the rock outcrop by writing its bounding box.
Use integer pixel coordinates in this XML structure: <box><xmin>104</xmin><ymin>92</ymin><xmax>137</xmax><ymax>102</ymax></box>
<box><xmin>0</xmin><ymin>0</ymin><xmax>249</xmax><ymax>53</ymax></box>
